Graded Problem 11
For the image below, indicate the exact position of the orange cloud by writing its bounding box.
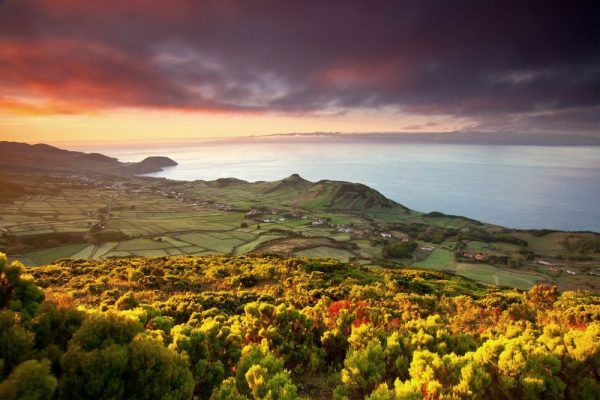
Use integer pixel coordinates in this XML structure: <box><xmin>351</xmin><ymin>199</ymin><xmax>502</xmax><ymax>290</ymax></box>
<box><xmin>316</xmin><ymin>61</ymin><xmax>403</xmax><ymax>89</ymax></box>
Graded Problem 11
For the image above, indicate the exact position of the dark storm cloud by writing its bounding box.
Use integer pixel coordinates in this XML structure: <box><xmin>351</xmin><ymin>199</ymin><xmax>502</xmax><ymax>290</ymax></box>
<box><xmin>0</xmin><ymin>0</ymin><xmax>598</xmax><ymax>132</ymax></box>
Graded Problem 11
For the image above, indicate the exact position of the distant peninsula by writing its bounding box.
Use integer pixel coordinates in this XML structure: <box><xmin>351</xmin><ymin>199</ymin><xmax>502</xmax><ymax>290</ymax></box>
<box><xmin>0</xmin><ymin>141</ymin><xmax>177</xmax><ymax>175</ymax></box>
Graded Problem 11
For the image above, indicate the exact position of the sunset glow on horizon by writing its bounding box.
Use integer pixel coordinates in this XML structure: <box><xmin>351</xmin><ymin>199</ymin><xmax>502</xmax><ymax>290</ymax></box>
<box><xmin>1</xmin><ymin>108</ymin><xmax>479</xmax><ymax>145</ymax></box>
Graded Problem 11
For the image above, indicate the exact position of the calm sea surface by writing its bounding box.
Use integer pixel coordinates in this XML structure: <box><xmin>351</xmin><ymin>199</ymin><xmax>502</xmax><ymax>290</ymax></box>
<box><xmin>71</xmin><ymin>141</ymin><xmax>600</xmax><ymax>232</ymax></box>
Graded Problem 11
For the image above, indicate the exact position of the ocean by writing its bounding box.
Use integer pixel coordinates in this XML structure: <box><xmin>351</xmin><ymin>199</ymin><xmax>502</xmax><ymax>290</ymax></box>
<box><xmin>70</xmin><ymin>140</ymin><xmax>600</xmax><ymax>232</ymax></box>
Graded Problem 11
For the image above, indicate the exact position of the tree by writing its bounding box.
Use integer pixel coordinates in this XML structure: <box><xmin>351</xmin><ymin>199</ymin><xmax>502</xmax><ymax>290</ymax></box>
<box><xmin>234</xmin><ymin>343</ymin><xmax>298</xmax><ymax>400</ymax></box>
<box><xmin>126</xmin><ymin>336</ymin><xmax>194</xmax><ymax>400</ymax></box>
<box><xmin>0</xmin><ymin>310</ymin><xmax>34</xmax><ymax>379</ymax></box>
<box><xmin>242</xmin><ymin>302</ymin><xmax>320</xmax><ymax>368</ymax></box>
<box><xmin>335</xmin><ymin>339</ymin><xmax>386</xmax><ymax>400</ymax></box>
<box><xmin>0</xmin><ymin>254</ymin><xmax>44</xmax><ymax>319</ymax></box>
<box><xmin>210</xmin><ymin>378</ymin><xmax>248</xmax><ymax>400</ymax></box>
<box><xmin>170</xmin><ymin>318</ymin><xmax>242</xmax><ymax>399</ymax></box>
<box><xmin>245</xmin><ymin>365</ymin><xmax>297</xmax><ymax>400</ymax></box>
<box><xmin>383</xmin><ymin>241</ymin><xmax>417</xmax><ymax>259</ymax></box>
<box><xmin>60</xmin><ymin>312</ymin><xmax>194</xmax><ymax>399</ymax></box>
<box><xmin>0</xmin><ymin>359</ymin><xmax>57</xmax><ymax>400</ymax></box>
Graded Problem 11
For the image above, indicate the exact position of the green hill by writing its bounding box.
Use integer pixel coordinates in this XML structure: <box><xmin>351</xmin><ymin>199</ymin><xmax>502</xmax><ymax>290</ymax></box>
<box><xmin>302</xmin><ymin>180</ymin><xmax>406</xmax><ymax>211</ymax></box>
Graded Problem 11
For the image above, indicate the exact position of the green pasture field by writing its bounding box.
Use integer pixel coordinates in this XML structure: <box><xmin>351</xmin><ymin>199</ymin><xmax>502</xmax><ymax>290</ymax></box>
<box><xmin>26</xmin><ymin>243</ymin><xmax>89</xmax><ymax>266</ymax></box>
<box><xmin>465</xmin><ymin>241</ymin><xmax>489</xmax><ymax>252</ymax></box>
<box><xmin>414</xmin><ymin>248</ymin><xmax>545</xmax><ymax>289</ymax></box>
<box><xmin>295</xmin><ymin>246</ymin><xmax>354</xmax><ymax>262</ymax></box>
<box><xmin>277</xmin><ymin>219</ymin><xmax>311</xmax><ymax>228</ymax></box>
<box><xmin>157</xmin><ymin>236</ymin><xmax>194</xmax><ymax>247</ymax></box>
<box><xmin>367</xmin><ymin>209</ymin><xmax>414</xmax><ymax>222</ymax></box>
<box><xmin>351</xmin><ymin>239</ymin><xmax>383</xmax><ymax>258</ymax></box>
<box><xmin>233</xmin><ymin>234</ymin><xmax>282</xmax><ymax>255</ymax></box>
<box><xmin>72</xmin><ymin>245</ymin><xmax>95</xmax><ymax>260</ymax></box>
<box><xmin>226</xmin><ymin>231</ymin><xmax>257</xmax><ymax>242</ymax></box>
<box><xmin>414</xmin><ymin>248</ymin><xmax>456</xmax><ymax>269</ymax></box>
<box><xmin>455</xmin><ymin>263</ymin><xmax>544</xmax><ymax>290</ymax></box>
<box><xmin>516</xmin><ymin>232</ymin><xmax>569</xmax><ymax>255</ymax></box>
<box><xmin>116</xmin><ymin>238</ymin><xmax>172</xmax><ymax>251</ymax></box>
<box><xmin>93</xmin><ymin>242</ymin><xmax>118</xmax><ymax>258</ymax></box>
<box><xmin>174</xmin><ymin>232</ymin><xmax>244</xmax><ymax>253</ymax></box>
<box><xmin>332</xmin><ymin>234</ymin><xmax>352</xmax><ymax>241</ymax></box>
<box><xmin>13</xmin><ymin>228</ymin><xmax>56</xmax><ymax>236</ymax></box>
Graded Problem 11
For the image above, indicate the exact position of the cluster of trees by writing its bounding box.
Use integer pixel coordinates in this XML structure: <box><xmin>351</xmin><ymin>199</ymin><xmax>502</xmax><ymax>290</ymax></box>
<box><xmin>456</xmin><ymin>227</ymin><xmax>528</xmax><ymax>247</ymax></box>
<box><xmin>1</xmin><ymin>253</ymin><xmax>599</xmax><ymax>399</ymax></box>
<box><xmin>566</xmin><ymin>237</ymin><xmax>600</xmax><ymax>254</ymax></box>
<box><xmin>388</xmin><ymin>223</ymin><xmax>456</xmax><ymax>244</ymax></box>
<box><xmin>383</xmin><ymin>241</ymin><xmax>418</xmax><ymax>259</ymax></box>
<box><xmin>0</xmin><ymin>232</ymin><xmax>86</xmax><ymax>255</ymax></box>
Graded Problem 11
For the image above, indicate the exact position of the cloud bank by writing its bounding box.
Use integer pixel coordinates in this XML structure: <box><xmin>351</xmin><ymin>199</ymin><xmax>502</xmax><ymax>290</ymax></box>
<box><xmin>0</xmin><ymin>0</ymin><xmax>598</xmax><ymax>135</ymax></box>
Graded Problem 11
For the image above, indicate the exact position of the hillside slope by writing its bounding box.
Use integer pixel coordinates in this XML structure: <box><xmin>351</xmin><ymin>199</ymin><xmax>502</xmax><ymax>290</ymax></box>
<box><xmin>1</xmin><ymin>253</ymin><xmax>598</xmax><ymax>400</ymax></box>
<box><xmin>195</xmin><ymin>174</ymin><xmax>410</xmax><ymax>213</ymax></box>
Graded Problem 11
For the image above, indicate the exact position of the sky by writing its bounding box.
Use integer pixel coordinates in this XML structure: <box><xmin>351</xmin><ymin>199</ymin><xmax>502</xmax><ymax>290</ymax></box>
<box><xmin>0</xmin><ymin>0</ymin><xmax>599</xmax><ymax>144</ymax></box>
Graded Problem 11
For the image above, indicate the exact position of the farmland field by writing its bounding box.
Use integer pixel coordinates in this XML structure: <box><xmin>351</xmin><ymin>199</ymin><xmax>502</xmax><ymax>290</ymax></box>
<box><xmin>295</xmin><ymin>246</ymin><xmax>354</xmax><ymax>262</ymax></box>
<box><xmin>1</xmin><ymin>172</ymin><xmax>599</xmax><ymax>292</ymax></box>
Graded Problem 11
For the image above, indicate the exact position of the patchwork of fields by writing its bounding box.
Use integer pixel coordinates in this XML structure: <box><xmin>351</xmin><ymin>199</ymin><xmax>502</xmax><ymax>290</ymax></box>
<box><xmin>1</xmin><ymin>174</ymin><xmax>599</xmax><ymax>292</ymax></box>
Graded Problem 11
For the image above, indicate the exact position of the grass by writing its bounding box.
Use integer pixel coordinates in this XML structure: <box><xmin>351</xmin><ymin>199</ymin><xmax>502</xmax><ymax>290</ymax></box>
<box><xmin>157</xmin><ymin>236</ymin><xmax>194</xmax><ymax>247</ymax></box>
<box><xmin>465</xmin><ymin>241</ymin><xmax>489</xmax><ymax>251</ymax></box>
<box><xmin>455</xmin><ymin>263</ymin><xmax>544</xmax><ymax>290</ymax></box>
<box><xmin>414</xmin><ymin>248</ymin><xmax>456</xmax><ymax>270</ymax></box>
<box><xmin>72</xmin><ymin>245</ymin><xmax>95</xmax><ymax>260</ymax></box>
<box><xmin>116</xmin><ymin>238</ymin><xmax>172</xmax><ymax>251</ymax></box>
<box><xmin>93</xmin><ymin>242</ymin><xmax>118</xmax><ymax>258</ymax></box>
<box><xmin>414</xmin><ymin>248</ymin><xmax>543</xmax><ymax>289</ymax></box>
<box><xmin>174</xmin><ymin>233</ymin><xmax>243</xmax><ymax>253</ymax></box>
<box><xmin>295</xmin><ymin>246</ymin><xmax>354</xmax><ymax>262</ymax></box>
<box><xmin>129</xmin><ymin>249</ymin><xmax>170</xmax><ymax>257</ymax></box>
<box><xmin>233</xmin><ymin>234</ymin><xmax>282</xmax><ymax>255</ymax></box>
<box><xmin>26</xmin><ymin>243</ymin><xmax>88</xmax><ymax>266</ymax></box>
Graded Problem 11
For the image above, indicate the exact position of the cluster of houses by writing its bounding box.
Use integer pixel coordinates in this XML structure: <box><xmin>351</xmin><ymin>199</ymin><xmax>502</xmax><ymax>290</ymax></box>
<box><xmin>534</xmin><ymin>259</ymin><xmax>560</xmax><ymax>272</ymax></box>
<box><xmin>380</xmin><ymin>232</ymin><xmax>414</xmax><ymax>241</ymax></box>
<box><xmin>535</xmin><ymin>259</ymin><xmax>582</xmax><ymax>275</ymax></box>
<box><xmin>311</xmin><ymin>218</ymin><xmax>329</xmax><ymax>227</ymax></box>
<box><xmin>245</xmin><ymin>208</ymin><xmax>271</xmax><ymax>218</ymax></box>
<box><xmin>461</xmin><ymin>251</ymin><xmax>489</xmax><ymax>262</ymax></box>
<box><xmin>246</xmin><ymin>209</ymin><xmax>310</xmax><ymax>224</ymax></box>
<box><xmin>309</xmin><ymin>218</ymin><xmax>353</xmax><ymax>233</ymax></box>
<box><xmin>261</xmin><ymin>217</ymin><xmax>287</xmax><ymax>223</ymax></box>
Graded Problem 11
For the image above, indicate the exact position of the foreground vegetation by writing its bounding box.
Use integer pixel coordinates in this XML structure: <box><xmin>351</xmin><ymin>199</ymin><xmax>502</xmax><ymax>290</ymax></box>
<box><xmin>1</xmin><ymin>252</ymin><xmax>599</xmax><ymax>399</ymax></box>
